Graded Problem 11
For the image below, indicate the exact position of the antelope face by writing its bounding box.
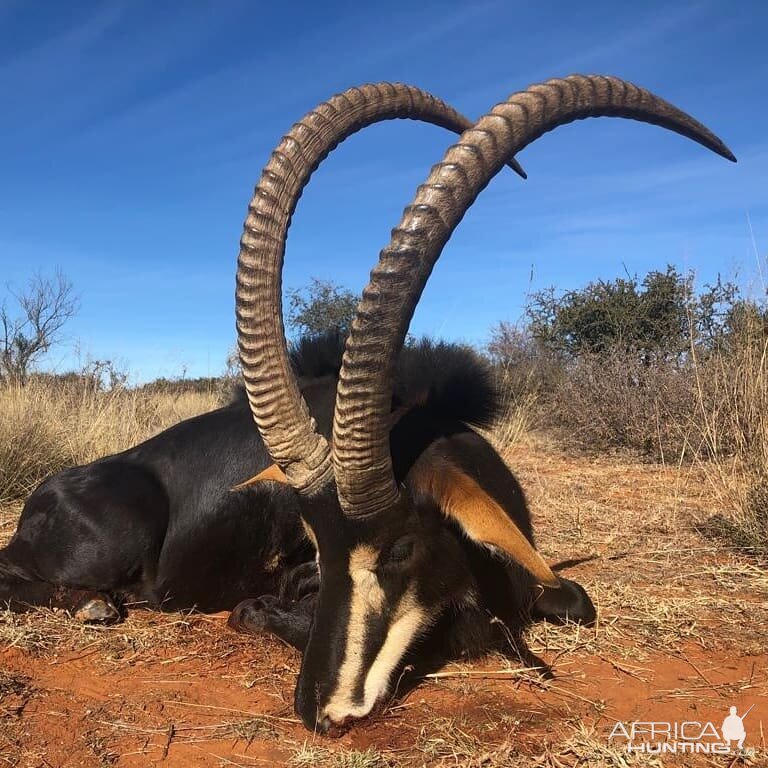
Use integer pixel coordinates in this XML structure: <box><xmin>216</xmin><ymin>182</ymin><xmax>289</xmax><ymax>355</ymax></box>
<box><xmin>235</xmin><ymin>75</ymin><xmax>734</xmax><ymax>734</ymax></box>
<box><xmin>294</xmin><ymin>494</ymin><xmax>471</xmax><ymax>732</ymax></box>
<box><xmin>292</xmin><ymin>437</ymin><xmax>560</xmax><ymax>731</ymax></box>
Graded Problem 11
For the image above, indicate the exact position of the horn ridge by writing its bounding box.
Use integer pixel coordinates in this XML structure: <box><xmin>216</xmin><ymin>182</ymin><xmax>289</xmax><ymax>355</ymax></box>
<box><xmin>236</xmin><ymin>83</ymin><xmax>527</xmax><ymax>495</ymax></box>
<box><xmin>333</xmin><ymin>73</ymin><xmax>735</xmax><ymax>516</ymax></box>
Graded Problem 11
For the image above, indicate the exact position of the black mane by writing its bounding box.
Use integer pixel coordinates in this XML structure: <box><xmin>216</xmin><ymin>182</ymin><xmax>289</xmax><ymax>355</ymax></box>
<box><xmin>229</xmin><ymin>331</ymin><xmax>500</xmax><ymax>454</ymax></box>
<box><xmin>287</xmin><ymin>331</ymin><xmax>500</xmax><ymax>429</ymax></box>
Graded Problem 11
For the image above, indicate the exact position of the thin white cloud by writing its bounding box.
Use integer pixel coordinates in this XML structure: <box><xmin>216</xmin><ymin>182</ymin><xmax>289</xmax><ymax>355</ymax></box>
<box><xmin>450</xmin><ymin>1</ymin><xmax>713</xmax><ymax>109</ymax></box>
<box><xmin>0</xmin><ymin>4</ymin><xmax>125</xmax><ymax>78</ymax></box>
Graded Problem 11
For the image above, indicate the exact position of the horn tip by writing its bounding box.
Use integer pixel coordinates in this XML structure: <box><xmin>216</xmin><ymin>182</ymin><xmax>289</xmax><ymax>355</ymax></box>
<box><xmin>711</xmin><ymin>137</ymin><xmax>737</xmax><ymax>163</ymax></box>
<box><xmin>508</xmin><ymin>157</ymin><xmax>528</xmax><ymax>179</ymax></box>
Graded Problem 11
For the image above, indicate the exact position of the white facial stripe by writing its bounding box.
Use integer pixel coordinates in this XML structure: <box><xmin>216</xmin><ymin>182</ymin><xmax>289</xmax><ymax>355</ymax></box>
<box><xmin>323</xmin><ymin>545</ymin><xmax>382</xmax><ymax>721</ymax></box>
<box><xmin>360</xmin><ymin>595</ymin><xmax>425</xmax><ymax>712</ymax></box>
<box><xmin>323</xmin><ymin>561</ymin><xmax>426</xmax><ymax>723</ymax></box>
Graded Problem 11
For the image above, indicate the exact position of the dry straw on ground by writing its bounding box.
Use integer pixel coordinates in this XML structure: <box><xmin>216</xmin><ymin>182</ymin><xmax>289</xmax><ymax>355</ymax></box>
<box><xmin>0</xmin><ymin>347</ymin><xmax>766</xmax><ymax>765</ymax></box>
<box><xmin>1</xmin><ymin>426</ymin><xmax>765</xmax><ymax>766</ymax></box>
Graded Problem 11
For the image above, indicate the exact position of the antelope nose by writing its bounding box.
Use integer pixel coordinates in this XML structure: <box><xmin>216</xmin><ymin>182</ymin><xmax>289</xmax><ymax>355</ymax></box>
<box><xmin>317</xmin><ymin>715</ymin><xmax>332</xmax><ymax>735</ymax></box>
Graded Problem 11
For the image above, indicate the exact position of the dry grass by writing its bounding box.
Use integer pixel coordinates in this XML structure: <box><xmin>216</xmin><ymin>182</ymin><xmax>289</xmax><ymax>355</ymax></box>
<box><xmin>415</xmin><ymin>714</ymin><xmax>510</xmax><ymax>765</ymax></box>
<box><xmin>0</xmin><ymin>603</ymin><xmax>205</xmax><ymax>657</ymax></box>
<box><xmin>485</xmin><ymin>395</ymin><xmax>537</xmax><ymax>456</ymax></box>
<box><xmin>690</xmin><ymin>325</ymin><xmax>768</xmax><ymax>555</ymax></box>
<box><xmin>505</xmin><ymin>325</ymin><xmax>768</xmax><ymax>555</ymax></box>
<box><xmin>479</xmin><ymin>359</ymin><xmax>543</xmax><ymax>456</ymax></box>
<box><xmin>0</xmin><ymin>378</ymin><xmax>218</xmax><ymax>503</ymax></box>
<box><xmin>1</xmin><ymin>434</ymin><xmax>766</xmax><ymax>766</ymax></box>
<box><xmin>509</xmin><ymin>437</ymin><xmax>768</xmax><ymax>659</ymax></box>
<box><xmin>0</xmin><ymin>346</ymin><xmax>766</xmax><ymax>765</ymax></box>
<box><xmin>527</xmin><ymin>722</ymin><xmax>660</xmax><ymax>768</ymax></box>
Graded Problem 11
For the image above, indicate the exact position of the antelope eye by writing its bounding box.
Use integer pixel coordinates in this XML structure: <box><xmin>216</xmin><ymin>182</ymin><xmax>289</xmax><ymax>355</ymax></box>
<box><xmin>386</xmin><ymin>538</ymin><xmax>415</xmax><ymax>565</ymax></box>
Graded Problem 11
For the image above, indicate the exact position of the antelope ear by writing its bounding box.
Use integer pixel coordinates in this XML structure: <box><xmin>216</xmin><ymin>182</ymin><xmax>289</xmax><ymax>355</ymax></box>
<box><xmin>231</xmin><ymin>463</ymin><xmax>289</xmax><ymax>491</ymax></box>
<box><xmin>410</xmin><ymin>455</ymin><xmax>559</xmax><ymax>588</ymax></box>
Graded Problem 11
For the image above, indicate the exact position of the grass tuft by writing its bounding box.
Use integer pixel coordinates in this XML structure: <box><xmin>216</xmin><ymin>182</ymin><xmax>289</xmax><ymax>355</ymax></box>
<box><xmin>289</xmin><ymin>744</ymin><xmax>389</xmax><ymax>768</ymax></box>
<box><xmin>0</xmin><ymin>378</ymin><xmax>218</xmax><ymax>503</ymax></box>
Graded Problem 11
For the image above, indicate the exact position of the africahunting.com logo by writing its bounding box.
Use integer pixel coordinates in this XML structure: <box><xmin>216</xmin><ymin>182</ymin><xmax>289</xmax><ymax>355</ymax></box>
<box><xmin>608</xmin><ymin>705</ymin><xmax>759</xmax><ymax>756</ymax></box>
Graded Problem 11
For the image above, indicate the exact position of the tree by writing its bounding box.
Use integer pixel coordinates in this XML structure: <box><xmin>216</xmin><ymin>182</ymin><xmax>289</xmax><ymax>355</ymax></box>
<box><xmin>488</xmin><ymin>321</ymin><xmax>541</xmax><ymax>366</ymax></box>
<box><xmin>525</xmin><ymin>265</ymin><xmax>740</xmax><ymax>361</ymax></box>
<box><xmin>287</xmin><ymin>277</ymin><xmax>357</xmax><ymax>337</ymax></box>
<box><xmin>0</xmin><ymin>269</ymin><xmax>79</xmax><ymax>384</ymax></box>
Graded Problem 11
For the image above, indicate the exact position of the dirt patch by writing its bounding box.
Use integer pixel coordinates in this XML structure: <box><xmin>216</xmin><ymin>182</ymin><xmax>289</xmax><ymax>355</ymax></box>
<box><xmin>1</xmin><ymin>439</ymin><xmax>766</xmax><ymax>766</ymax></box>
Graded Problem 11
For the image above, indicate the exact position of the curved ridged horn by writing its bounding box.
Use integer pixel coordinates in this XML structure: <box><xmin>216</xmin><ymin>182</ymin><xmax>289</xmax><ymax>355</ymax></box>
<box><xmin>236</xmin><ymin>83</ymin><xmax>527</xmax><ymax>495</ymax></box>
<box><xmin>333</xmin><ymin>74</ymin><xmax>735</xmax><ymax>516</ymax></box>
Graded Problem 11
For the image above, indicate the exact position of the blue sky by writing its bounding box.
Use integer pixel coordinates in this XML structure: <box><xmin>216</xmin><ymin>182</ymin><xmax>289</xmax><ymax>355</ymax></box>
<box><xmin>0</xmin><ymin>0</ymin><xmax>765</xmax><ymax>381</ymax></box>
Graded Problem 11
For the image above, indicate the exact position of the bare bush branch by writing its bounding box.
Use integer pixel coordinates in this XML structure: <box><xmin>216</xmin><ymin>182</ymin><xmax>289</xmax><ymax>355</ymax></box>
<box><xmin>0</xmin><ymin>269</ymin><xmax>79</xmax><ymax>384</ymax></box>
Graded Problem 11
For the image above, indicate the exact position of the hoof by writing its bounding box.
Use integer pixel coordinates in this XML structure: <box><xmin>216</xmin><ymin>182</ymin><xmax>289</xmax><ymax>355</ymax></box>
<box><xmin>228</xmin><ymin>597</ymin><xmax>275</xmax><ymax>634</ymax></box>
<box><xmin>532</xmin><ymin>577</ymin><xmax>597</xmax><ymax>626</ymax></box>
<box><xmin>73</xmin><ymin>595</ymin><xmax>120</xmax><ymax>624</ymax></box>
<box><xmin>278</xmin><ymin>561</ymin><xmax>319</xmax><ymax>603</ymax></box>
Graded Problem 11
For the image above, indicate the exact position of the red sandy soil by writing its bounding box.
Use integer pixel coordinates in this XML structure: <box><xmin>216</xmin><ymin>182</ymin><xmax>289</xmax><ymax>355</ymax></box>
<box><xmin>1</xmin><ymin>440</ymin><xmax>766</xmax><ymax>767</ymax></box>
<box><xmin>1</xmin><ymin>627</ymin><xmax>766</xmax><ymax>767</ymax></box>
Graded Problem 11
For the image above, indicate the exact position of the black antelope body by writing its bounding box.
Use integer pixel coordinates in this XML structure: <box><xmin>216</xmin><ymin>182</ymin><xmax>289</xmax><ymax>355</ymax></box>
<box><xmin>234</xmin><ymin>76</ymin><xmax>734</xmax><ymax>731</ymax></box>
<box><xmin>0</xmin><ymin>83</ymin><xmax>527</xmax><ymax>620</ymax></box>
<box><xmin>0</xmin><ymin>78</ymin><xmax>734</xmax><ymax>733</ymax></box>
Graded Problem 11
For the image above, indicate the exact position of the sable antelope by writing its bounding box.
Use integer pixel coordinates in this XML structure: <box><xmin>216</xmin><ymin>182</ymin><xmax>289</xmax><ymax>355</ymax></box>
<box><xmin>0</xmin><ymin>78</ymin><xmax>733</xmax><ymax>733</ymax></box>
<box><xmin>0</xmin><ymin>84</ymin><xmax>535</xmax><ymax>620</ymax></box>
<box><xmin>232</xmin><ymin>75</ymin><xmax>734</xmax><ymax>731</ymax></box>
